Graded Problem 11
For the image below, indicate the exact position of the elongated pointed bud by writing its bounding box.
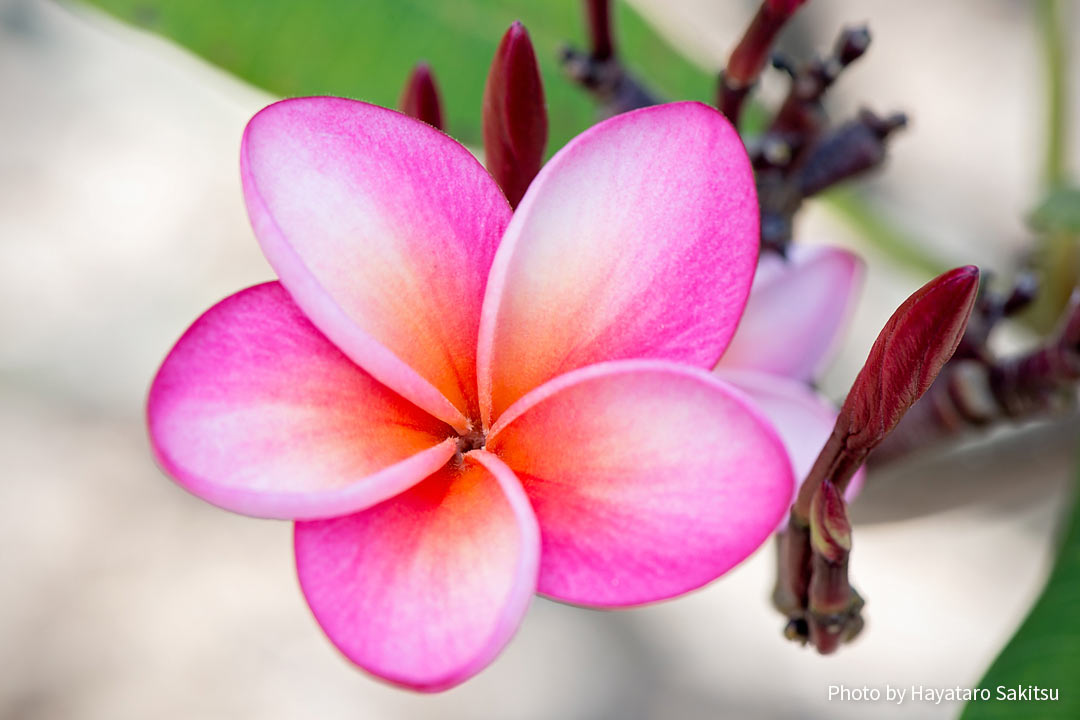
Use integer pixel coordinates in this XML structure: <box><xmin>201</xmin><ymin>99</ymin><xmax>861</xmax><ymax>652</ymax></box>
<box><xmin>483</xmin><ymin>21</ymin><xmax>548</xmax><ymax>209</ymax></box>
<box><xmin>793</xmin><ymin>266</ymin><xmax>980</xmax><ymax>518</ymax></box>
<box><xmin>777</xmin><ymin>268</ymin><xmax>976</xmax><ymax>655</ymax></box>
<box><xmin>840</xmin><ymin>265</ymin><xmax>980</xmax><ymax>453</ymax></box>
<box><xmin>399</xmin><ymin>62</ymin><xmax>444</xmax><ymax>130</ymax></box>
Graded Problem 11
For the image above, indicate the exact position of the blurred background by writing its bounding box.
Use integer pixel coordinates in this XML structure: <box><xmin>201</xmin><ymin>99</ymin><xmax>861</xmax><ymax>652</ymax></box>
<box><xmin>2</xmin><ymin>0</ymin><xmax>1079</xmax><ymax>717</ymax></box>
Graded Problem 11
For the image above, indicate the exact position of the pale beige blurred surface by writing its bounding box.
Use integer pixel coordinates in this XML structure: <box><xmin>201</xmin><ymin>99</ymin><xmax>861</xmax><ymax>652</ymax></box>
<box><xmin>0</xmin><ymin>1</ymin><xmax>1076</xmax><ymax>718</ymax></box>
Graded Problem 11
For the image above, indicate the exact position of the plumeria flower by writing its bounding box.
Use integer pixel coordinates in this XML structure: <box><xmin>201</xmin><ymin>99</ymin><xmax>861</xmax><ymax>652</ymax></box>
<box><xmin>716</xmin><ymin>244</ymin><xmax>867</xmax><ymax>499</ymax></box>
<box><xmin>148</xmin><ymin>97</ymin><xmax>795</xmax><ymax>691</ymax></box>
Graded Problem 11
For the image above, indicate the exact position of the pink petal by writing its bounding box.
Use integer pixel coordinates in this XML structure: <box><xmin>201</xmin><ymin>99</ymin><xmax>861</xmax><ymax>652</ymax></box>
<box><xmin>477</xmin><ymin>102</ymin><xmax>759</xmax><ymax>427</ymax></box>
<box><xmin>148</xmin><ymin>282</ymin><xmax>457</xmax><ymax>520</ymax></box>
<box><xmin>295</xmin><ymin>451</ymin><xmax>539</xmax><ymax>691</ymax></box>
<box><xmin>716</xmin><ymin>368</ymin><xmax>865</xmax><ymax>505</ymax></box>
<box><xmin>241</xmin><ymin>97</ymin><xmax>512</xmax><ymax>431</ymax></box>
<box><xmin>719</xmin><ymin>244</ymin><xmax>864</xmax><ymax>381</ymax></box>
<box><xmin>486</xmin><ymin>360</ymin><xmax>793</xmax><ymax>607</ymax></box>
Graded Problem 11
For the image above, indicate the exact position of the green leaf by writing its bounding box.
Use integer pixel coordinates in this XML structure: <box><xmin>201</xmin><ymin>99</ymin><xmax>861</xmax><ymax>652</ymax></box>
<box><xmin>1025</xmin><ymin>186</ymin><xmax>1080</xmax><ymax>332</ymax></box>
<box><xmin>960</xmin><ymin>459</ymin><xmax>1080</xmax><ymax>719</ymax></box>
<box><xmin>1029</xmin><ymin>186</ymin><xmax>1080</xmax><ymax>235</ymax></box>
<box><xmin>82</xmin><ymin>0</ymin><xmax>712</xmax><ymax>151</ymax></box>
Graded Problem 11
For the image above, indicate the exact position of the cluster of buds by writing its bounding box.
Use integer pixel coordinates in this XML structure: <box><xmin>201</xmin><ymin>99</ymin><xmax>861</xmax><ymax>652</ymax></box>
<box><xmin>563</xmin><ymin>0</ymin><xmax>907</xmax><ymax>255</ymax></box>
<box><xmin>711</xmin><ymin>0</ymin><xmax>1080</xmax><ymax>458</ymax></box>
<box><xmin>398</xmin><ymin>21</ymin><xmax>548</xmax><ymax>209</ymax></box>
<box><xmin>733</xmin><ymin>13</ymin><xmax>907</xmax><ymax>254</ymax></box>
<box><xmin>774</xmin><ymin>266</ymin><xmax>980</xmax><ymax>652</ymax></box>
<box><xmin>556</xmin><ymin>0</ymin><xmax>1080</xmax><ymax>656</ymax></box>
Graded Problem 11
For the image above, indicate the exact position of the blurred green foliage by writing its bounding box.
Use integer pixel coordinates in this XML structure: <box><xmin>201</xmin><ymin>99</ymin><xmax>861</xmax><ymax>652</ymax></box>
<box><xmin>961</xmin><ymin>466</ymin><xmax>1080</xmax><ymax>719</ymax></box>
<box><xmin>1029</xmin><ymin>186</ymin><xmax>1080</xmax><ymax>235</ymax></box>
<box><xmin>88</xmin><ymin>0</ymin><xmax>1076</xmax><ymax>310</ymax></box>
<box><xmin>84</xmin><ymin>0</ymin><xmax>714</xmax><ymax>152</ymax></box>
<box><xmin>1025</xmin><ymin>0</ymin><xmax>1078</xmax><ymax>331</ymax></box>
<box><xmin>822</xmin><ymin>187</ymin><xmax>950</xmax><ymax>277</ymax></box>
<box><xmin>1024</xmin><ymin>186</ymin><xmax>1080</xmax><ymax>332</ymax></box>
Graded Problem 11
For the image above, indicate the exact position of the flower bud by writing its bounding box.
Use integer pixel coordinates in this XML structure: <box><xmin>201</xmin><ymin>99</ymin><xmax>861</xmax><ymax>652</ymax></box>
<box><xmin>809</xmin><ymin>480</ymin><xmax>850</xmax><ymax>564</ymax></box>
<box><xmin>398</xmin><ymin>62</ymin><xmax>444</xmax><ymax>130</ymax></box>
<box><xmin>780</xmin><ymin>269</ymin><xmax>976</xmax><ymax>657</ymax></box>
<box><xmin>838</xmin><ymin>265</ymin><xmax>980</xmax><ymax>454</ymax></box>
<box><xmin>483</xmin><ymin>22</ymin><xmax>548</xmax><ymax>208</ymax></box>
<box><xmin>793</xmin><ymin>266</ymin><xmax>979</xmax><ymax>519</ymax></box>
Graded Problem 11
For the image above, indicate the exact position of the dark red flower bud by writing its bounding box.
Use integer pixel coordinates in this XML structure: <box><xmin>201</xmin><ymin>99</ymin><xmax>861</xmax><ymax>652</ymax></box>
<box><xmin>793</xmin><ymin>266</ymin><xmax>979</xmax><ymax>520</ymax></box>
<box><xmin>838</xmin><ymin>265</ymin><xmax>980</xmax><ymax>454</ymax></box>
<box><xmin>780</xmin><ymin>265</ymin><xmax>975</xmax><ymax>659</ymax></box>
<box><xmin>483</xmin><ymin>21</ymin><xmax>548</xmax><ymax>209</ymax></box>
<box><xmin>809</xmin><ymin>480</ymin><xmax>851</xmax><ymax>564</ymax></box>
<box><xmin>398</xmin><ymin>62</ymin><xmax>444</xmax><ymax>130</ymax></box>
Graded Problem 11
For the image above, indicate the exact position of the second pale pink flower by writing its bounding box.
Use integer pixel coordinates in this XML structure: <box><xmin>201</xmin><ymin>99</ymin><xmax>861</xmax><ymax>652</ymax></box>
<box><xmin>716</xmin><ymin>244</ymin><xmax>867</xmax><ymax>497</ymax></box>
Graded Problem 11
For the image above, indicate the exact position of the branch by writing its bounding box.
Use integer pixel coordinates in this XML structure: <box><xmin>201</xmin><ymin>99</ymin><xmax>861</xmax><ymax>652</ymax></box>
<box><xmin>560</xmin><ymin>0</ymin><xmax>659</xmax><ymax>119</ymax></box>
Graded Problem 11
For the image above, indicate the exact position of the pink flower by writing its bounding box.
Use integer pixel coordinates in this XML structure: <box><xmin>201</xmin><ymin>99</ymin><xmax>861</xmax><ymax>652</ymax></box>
<box><xmin>715</xmin><ymin>245</ymin><xmax>867</xmax><ymax>498</ymax></box>
<box><xmin>148</xmin><ymin>97</ymin><xmax>794</xmax><ymax>691</ymax></box>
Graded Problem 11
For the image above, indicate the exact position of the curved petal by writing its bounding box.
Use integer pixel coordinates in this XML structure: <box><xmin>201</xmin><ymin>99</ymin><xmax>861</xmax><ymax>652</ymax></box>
<box><xmin>716</xmin><ymin>368</ymin><xmax>865</xmax><ymax>505</ymax></box>
<box><xmin>241</xmin><ymin>97</ymin><xmax>512</xmax><ymax>431</ymax></box>
<box><xmin>148</xmin><ymin>282</ymin><xmax>456</xmax><ymax>520</ymax></box>
<box><xmin>477</xmin><ymin>102</ymin><xmax>759</xmax><ymax>427</ymax></box>
<box><xmin>295</xmin><ymin>451</ymin><xmax>539</xmax><ymax>691</ymax></box>
<box><xmin>486</xmin><ymin>360</ymin><xmax>793</xmax><ymax>607</ymax></box>
<box><xmin>719</xmin><ymin>244</ymin><xmax>864</xmax><ymax>381</ymax></box>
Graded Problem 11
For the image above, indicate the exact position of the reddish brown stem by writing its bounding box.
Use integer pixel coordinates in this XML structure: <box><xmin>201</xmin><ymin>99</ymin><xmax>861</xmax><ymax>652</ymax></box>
<box><xmin>750</xmin><ymin>26</ymin><xmax>904</xmax><ymax>255</ymax></box>
<box><xmin>560</xmin><ymin>0</ymin><xmax>659</xmax><ymax>118</ymax></box>
<box><xmin>720</xmin><ymin>2</ymin><xmax>800</xmax><ymax>124</ymax></box>
<box><xmin>798</xmin><ymin>109</ymin><xmax>907</xmax><ymax>197</ymax></box>
<box><xmin>585</xmin><ymin>0</ymin><xmax>614</xmax><ymax>61</ymax></box>
<box><xmin>806</xmin><ymin>553</ymin><xmax>863</xmax><ymax>654</ymax></box>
